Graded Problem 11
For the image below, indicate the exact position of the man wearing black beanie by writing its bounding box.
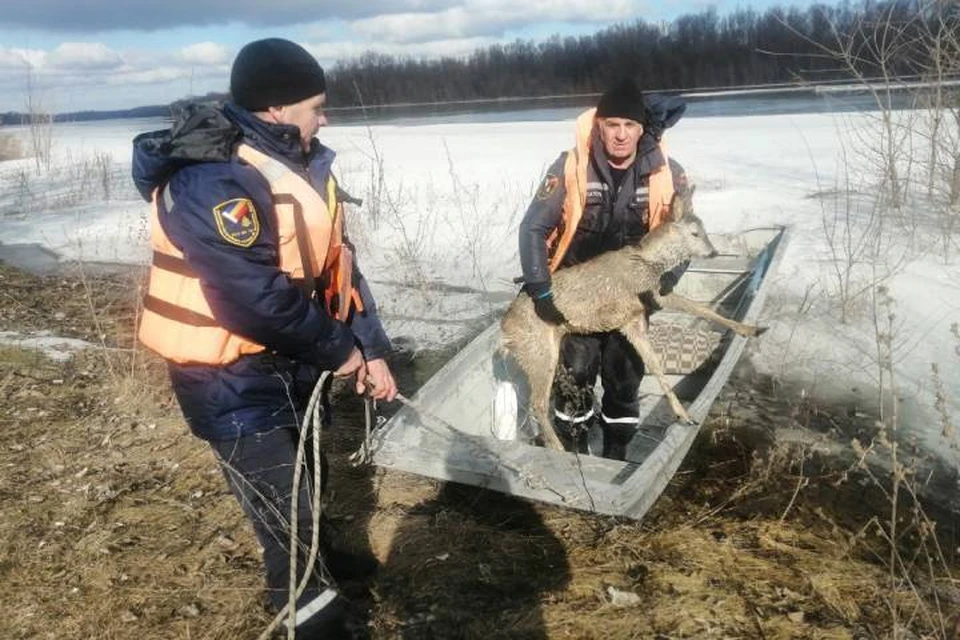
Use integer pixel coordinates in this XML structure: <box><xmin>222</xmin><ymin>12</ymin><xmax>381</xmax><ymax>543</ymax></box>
<box><xmin>231</xmin><ymin>38</ymin><xmax>328</xmax><ymax>113</ymax></box>
<box><xmin>133</xmin><ymin>37</ymin><xmax>395</xmax><ymax>637</ymax></box>
<box><xmin>229</xmin><ymin>38</ymin><xmax>331</xmax><ymax>153</ymax></box>
<box><xmin>515</xmin><ymin>78</ymin><xmax>688</xmax><ymax>460</ymax></box>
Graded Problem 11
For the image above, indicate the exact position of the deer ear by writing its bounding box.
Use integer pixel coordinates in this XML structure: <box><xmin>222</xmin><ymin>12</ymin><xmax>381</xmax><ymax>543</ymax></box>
<box><xmin>672</xmin><ymin>185</ymin><xmax>697</xmax><ymax>222</ymax></box>
<box><xmin>669</xmin><ymin>186</ymin><xmax>694</xmax><ymax>222</ymax></box>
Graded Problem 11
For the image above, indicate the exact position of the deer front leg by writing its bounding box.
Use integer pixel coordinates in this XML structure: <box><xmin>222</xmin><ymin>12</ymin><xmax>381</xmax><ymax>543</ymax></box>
<box><xmin>618</xmin><ymin>320</ymin><xmax>694</xmax><ymax>425</ymax></box>
<box><xmin>657</xmin><ymin>293</ymin><xmax>765</xmax><ymax>337</ymax></box>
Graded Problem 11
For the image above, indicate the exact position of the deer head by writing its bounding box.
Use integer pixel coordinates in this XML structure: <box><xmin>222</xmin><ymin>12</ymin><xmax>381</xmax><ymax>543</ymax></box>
<box><xmin>668</xmin><ymin>185</ymin><xmax>717</xmax><ymax>260</ymax></box>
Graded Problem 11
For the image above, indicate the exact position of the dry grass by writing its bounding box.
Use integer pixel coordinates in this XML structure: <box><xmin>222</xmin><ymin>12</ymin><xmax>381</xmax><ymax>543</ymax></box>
<box><xmin>0</xmin><ymin>131</ymin><xmax>24</xmax><ymax>162</ymax></box>
<box><xmin>0</xmin><ymin>347</ymin><xmax>270</xmax><ymax>639</ymax></box>
<box><xmin>0</xmin><ymin>262</ymin><xmax>957</xmax><ymax>639</ymax></box>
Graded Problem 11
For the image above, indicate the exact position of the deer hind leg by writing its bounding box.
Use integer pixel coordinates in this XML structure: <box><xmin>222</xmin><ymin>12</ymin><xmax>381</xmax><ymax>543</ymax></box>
<box><xmin>618</xmin><ymin>320</ymin><xmax>694</xmax><ymax>424</ymax></box>
<box><xmin>658</xmin><ymin>293</ymin><xmax>765</xmax><ymax>337</ymax></box>
<box><xmin>517</xmin><ymin>329</ymin><xmax>565</xmax><ymax>451</ymax></box>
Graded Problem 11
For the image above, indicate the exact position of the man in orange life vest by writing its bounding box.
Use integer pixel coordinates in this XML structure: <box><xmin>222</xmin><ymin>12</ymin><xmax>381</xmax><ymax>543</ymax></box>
<box><xmin>132</xmin><ymin>38</ymin><xmax>394</xmax><ymax>636</ymax></box>
<box><xmin>518</xmin><ymin>78</ymin><xmax>688</xmax><ymax>460</ymax></box>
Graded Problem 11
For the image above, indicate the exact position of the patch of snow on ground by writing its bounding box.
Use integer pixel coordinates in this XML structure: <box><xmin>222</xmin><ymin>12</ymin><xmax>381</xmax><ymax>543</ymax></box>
<box><xmin>0</xmin><ymin>330</ymin><xmax>96</xmax><ymax>362</ymax></box>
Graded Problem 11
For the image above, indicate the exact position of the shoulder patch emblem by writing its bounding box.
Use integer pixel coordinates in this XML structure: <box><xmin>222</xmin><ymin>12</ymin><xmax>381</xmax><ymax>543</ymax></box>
<box><xmin>536</xmin><ymin>174</ymin><xmax>560</xmax><ymax>200</ymax></box>
<box><xmin>213</xmin><ymin>198</ymin><xmax>260</xmax><ymax>247</ymax></box>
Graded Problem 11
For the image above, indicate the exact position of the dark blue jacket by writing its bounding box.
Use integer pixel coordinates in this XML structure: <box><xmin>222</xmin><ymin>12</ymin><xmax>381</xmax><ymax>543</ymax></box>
<box><xmin>132</xmin><ymin>102</ymin><xmax>391</xmax><ymax>441</ymax></box>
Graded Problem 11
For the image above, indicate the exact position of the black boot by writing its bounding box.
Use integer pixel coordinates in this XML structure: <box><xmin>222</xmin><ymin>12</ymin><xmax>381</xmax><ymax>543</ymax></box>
<box><xmin>321</xmin><ymin>544</ymin><xmax>380</xmax><ymax>582</ymax></box>
<box><xmin>263</xmin><ymin>586</ymin><xmax>355</xmax><ymax>640</ymax></box>
<box><xmin>601</xmin><ymin>421</ymin><xmax>636</xmax><ymax>461</ymax></box>
<box><xmin>318</xmin><ymin>517</ymin><xmax>380</xmax><ymax>582</ymax></box>
<box><xmin>292</xmin><ymin>588</ymin><xmax>358</xmax><ymax>639</ymax></box>
<box><xmin>554</xmin><ymin>416</ymin><xmax>592</xmax><ymax>454</ymax></box>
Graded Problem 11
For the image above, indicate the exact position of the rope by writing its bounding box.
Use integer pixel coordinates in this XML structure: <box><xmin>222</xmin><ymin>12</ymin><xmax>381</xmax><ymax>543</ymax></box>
<box><xmin>257</xmin><ymin>371</ymin><xmax>332</xmax><ymax>640</ymax></box>
<box><xmin>253</xmin><ymin>368</ymin><xmax>598</xmax><ymax>637</ymax></box>
<box><xmin>345</xmin><ymin>361</ymin><xmax>598</xmax><ymax>512</ymax></box>
<box><xmin>257</xmin><ymin>373</ymin><xmax>391</xmax><ymax>639</ymax></box>
<box><xmin>256</xmin><ymin>368</ymin><xmax>570</xmax><ymax>640</ymax></box>
<box><xmin>348</xmin><ymin>395</ymin><xmax>379</xmax><ymax>466</ymax></box>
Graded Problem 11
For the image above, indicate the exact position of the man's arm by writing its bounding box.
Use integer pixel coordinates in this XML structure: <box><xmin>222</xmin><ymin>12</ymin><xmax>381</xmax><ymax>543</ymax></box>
<box><xmin>342</xmin><ymin>250</ymin><xmax>396</xmax><ymax>399</ymax></box>
<box><xmin>347</xmin><ymin>266</ymin><xmax>392</xmax><ymax>360</ymax></box>
<box><xmin>163</xmin><ymin>163</ymin><xmax>356</xmax><ymax>370</ymax></box>
<box><xmin>335</xmin><ymin>195</ymin><xmax>391</xmax><ymax>363</ymax></box>
<box><xmin>519</xmin><ymin>152</ymin><xmax>567</xmax><ymax>288</ymax></box>
<box><xmin>518</xmin><ymin>153</ymin><xmax>569</xmax><ymax>324</ymax></box>
<box><xmin>335</xmin><ymin>179</ymin><xmax>397</xmax><ymax>398</ymax></box>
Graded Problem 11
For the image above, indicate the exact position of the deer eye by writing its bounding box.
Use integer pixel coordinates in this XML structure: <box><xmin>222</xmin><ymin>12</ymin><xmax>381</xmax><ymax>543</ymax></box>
<box><xmin>691</xmin><ymin>230</ymin><xmax>700</xmax><ymax>237</ymax></box>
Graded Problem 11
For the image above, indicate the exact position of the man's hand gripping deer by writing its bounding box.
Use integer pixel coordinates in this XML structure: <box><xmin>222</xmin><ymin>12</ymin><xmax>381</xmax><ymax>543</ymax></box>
<box><xmin>500</xmin><ymin>188</ymin><xmax>765</xmax><ymax>452</ymax></box>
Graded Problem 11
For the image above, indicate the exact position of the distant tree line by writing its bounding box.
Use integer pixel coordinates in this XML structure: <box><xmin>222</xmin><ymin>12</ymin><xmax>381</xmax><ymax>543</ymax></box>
<box><xmin>1</xmin><ymin>0</ymin><xmax>949</xmax><ymax>123</ymax></box>
<box><xmin>1</xmin><ymin>106</ymin><xmax>170</xmax><ymax>125</ymax></box>
<box><xmin>323</xmin><ymin>0</ymin><xmax>950</xmax><ymax>107</ymax></box>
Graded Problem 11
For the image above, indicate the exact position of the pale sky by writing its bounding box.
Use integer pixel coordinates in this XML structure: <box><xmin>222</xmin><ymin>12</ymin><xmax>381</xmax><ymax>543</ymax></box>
<box><xmin>0</xmin><ymin>0</ymin><xmax>823</xmax><ymax>113</ymax></box>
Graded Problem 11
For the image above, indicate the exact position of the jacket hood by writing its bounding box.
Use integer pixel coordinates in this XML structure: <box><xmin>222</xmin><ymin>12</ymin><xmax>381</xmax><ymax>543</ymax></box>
<box><xmin>131</xmin><ymin>101</ymin><xmax>336</xmax><ymax>202</ymax></box>
<box><xmin>131</xmin><ymin>103</ymin><xmax>240</xmax><ymax>201</ymax></box>
<box><xmin>643</xmin><ymin>94</ymin><xmax>686</xmax><ymax>141</ymax></box>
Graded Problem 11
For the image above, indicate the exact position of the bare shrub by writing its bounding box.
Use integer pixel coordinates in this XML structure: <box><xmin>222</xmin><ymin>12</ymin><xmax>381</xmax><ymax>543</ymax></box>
<box><xmin>24</xmin><ymin>68</ymin><xmax>53</xmax><ymax>171</ymax></box>
<box><xmin>0</xmin><ymin>165</ymin><xmax>38</xmax><ymax>218</ymax></box>
<box><xmin>361</xmin><ymin>119</ymin><xmax>388</xmax><ymax>232</ymax></box>
<box><xmin>832</xmin><ymin>287</ymin><xmax>958</xmax><ymax>639</ymax></box>
<box><xmin>808</xmin><ymin>135</ymin><xmax>909</xmax><ymax>323</ymax></box>
<box><xmin>780</xmin><ymin>8</ymin><xmax>960</xmax><ymax>634</ymax></box>
<box><xmin>349</xmin><ymin>83</ymin><xmax>440</xmax><ymax>296</ymax></box>
<box><xmin>801</xmin><ymin>3</ymin><xmax>919</xmax><ymax>208</ymax></box>
<box><xmin>440</xmin><ymin>141</ymin><xmax>526</xmax><ymax>298</ymax></box>
<box><xmin>61</xmin><ymin>150</ymin><xmax>120</xmax><ymax>204</ymax></box>
<box><xmin>792</xmin><ymin>2</ymin><xmax>960</xmax><ymax>261</ymax></box>
<box><xmin>1</xmin><ymin>149</ymin><xmax>130</xmax><ymax>218</ymax></box>
<box><xmin>913</xmin><ymin>5</ymin><xmax>960</xmax><ymax>260</ymax></box>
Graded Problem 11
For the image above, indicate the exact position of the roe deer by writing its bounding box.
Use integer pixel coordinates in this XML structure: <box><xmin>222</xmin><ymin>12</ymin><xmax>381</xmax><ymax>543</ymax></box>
<box><xmin>499</xmin><ymin>187</ymin><xmax>765</xmax><ymax>452</ymax></box>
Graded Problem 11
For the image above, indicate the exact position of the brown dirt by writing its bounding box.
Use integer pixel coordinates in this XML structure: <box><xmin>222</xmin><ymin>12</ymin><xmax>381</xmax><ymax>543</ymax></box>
<box><xmin>0</xmin><ymin>262</ymin><xmax>957</xmax><ymax>640</ymax></box>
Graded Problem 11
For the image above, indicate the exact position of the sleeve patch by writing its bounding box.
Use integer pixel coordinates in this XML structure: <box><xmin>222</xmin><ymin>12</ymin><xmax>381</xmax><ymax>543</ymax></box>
<box><xmin>212</xmin><ymin>198</ymin><xmax>260</xmax><ymax>247</ymax></box>
<box><xmin>536</xmin><ymin>174</ymin><xmax>560</xmax><ymax>200</ymax></box>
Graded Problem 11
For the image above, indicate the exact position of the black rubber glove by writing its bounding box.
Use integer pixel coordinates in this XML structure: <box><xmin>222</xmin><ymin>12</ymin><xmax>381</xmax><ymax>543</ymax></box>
<box><xmin>525</xmin><ymin>282</ymin><xmax>566</xmax><ymax>325</ymax></box>
<box><xmin>659</xmin><ymin>270</ymin><xmax>679</xmax><ymax>295</ymax></box>
<box><xmin>534</xmin><ymin>295</ymin><xmax>567</xmax><ymax>325</ymax></box>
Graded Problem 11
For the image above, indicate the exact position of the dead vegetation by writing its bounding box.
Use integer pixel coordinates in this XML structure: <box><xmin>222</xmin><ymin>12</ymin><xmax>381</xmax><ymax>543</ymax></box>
<box><xmin>0</xmin><ymin>262</ymin><xmax>956</xmax><ymax>639</ymax></box>
<box><xmin>0</xmin><ymin>131</ymin><xmax>25</xmax><ymax>162</ymax></box>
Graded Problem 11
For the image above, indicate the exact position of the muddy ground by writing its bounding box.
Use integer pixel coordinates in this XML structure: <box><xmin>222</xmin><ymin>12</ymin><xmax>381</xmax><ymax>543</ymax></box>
<box><xmin>0</xmin><ymin>262</ymin><xmax>958</xmax><ymax>640</ymax></box>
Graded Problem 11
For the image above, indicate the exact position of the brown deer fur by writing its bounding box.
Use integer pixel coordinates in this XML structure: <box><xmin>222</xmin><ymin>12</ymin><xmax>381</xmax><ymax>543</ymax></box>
<box><xmin>500</xmin><ymin>188</ymin><xmax>764</xmax><ymax>451</ymax></box>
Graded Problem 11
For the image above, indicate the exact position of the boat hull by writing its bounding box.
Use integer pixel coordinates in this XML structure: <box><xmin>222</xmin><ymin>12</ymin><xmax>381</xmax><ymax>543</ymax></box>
<box><xmin>372</xmin><ymin>227</ymin><xmax>789</xmax><ymax>519</ymax></box>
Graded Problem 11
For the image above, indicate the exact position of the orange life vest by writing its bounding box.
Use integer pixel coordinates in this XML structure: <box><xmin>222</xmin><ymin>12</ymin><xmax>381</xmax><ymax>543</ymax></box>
<box><xmin>547</xmin><ymin>107</ymin><xmax>675</xmax><ymax>272</ymax></box>
<box><xmin>138</xmin><ymin>142</ymin><xmax>362</xmax><ymax>365</ymax></box>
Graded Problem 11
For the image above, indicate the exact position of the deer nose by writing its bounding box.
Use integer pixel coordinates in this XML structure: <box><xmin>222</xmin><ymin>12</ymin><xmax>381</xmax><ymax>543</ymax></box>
<box><xmin>708</xmin><ymin>250</ymin><xmax>718</xmax><ymax>259</ymax></box>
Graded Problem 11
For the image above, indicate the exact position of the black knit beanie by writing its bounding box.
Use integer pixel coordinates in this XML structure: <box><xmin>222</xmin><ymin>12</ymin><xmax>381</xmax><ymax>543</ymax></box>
<box><xmin>596</xmin><ymin>78</ymin><xmax>647</xmax><ymax>124</ymax></box>
<box><xmin>230</xmin><ymin>38</ymin><xmax>327</xmax><ymax>111</ymax></box>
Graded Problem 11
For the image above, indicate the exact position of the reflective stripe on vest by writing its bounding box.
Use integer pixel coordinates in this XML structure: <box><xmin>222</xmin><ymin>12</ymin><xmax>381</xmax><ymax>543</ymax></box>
<box><xmin>138</xmin><ymin>143</ymin><xmax>361</xmax><ymax>365</ymax></box>
<box><xmin>547</xmin><ymin>107</ymin><xmax>675</xmax><ymax>273</ymax></box>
